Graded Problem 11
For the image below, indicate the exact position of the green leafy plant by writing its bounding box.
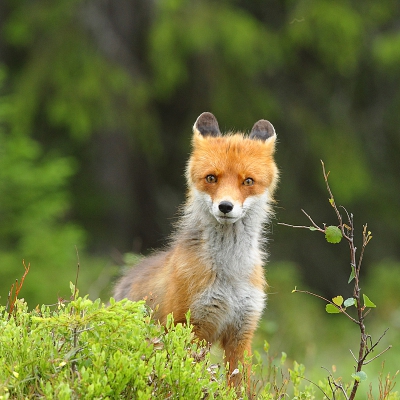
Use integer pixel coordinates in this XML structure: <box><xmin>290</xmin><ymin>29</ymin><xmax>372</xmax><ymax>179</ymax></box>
<box><xmin>2</xmin><ymin>258</ymin><xmax>398</xmax><ymax>399</ymax></box>
<box><xmin>250</xmin><ymin>342</ymin><xmax>317</xmax><ymax>399</ymax></box>
<box><xmin>0</xmin><ymin>71</ymin><xmax>86</xmax><ymax>306</ymax></box>
<box><xmin>0</xmin><ymin>281</ymin><xmax>238</xmax><ymax>399</ymax></box>
<box><xmin>280</xmin><ymin>161</ymin><xmax>394</xmax><ymax>400</ymax></box>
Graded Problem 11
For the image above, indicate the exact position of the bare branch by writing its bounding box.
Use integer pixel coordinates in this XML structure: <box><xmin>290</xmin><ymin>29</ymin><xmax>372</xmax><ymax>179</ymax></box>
<box><xmin>277</xmin><ymin>222</ymin><xmax>317</xmax><ymax>230</ymax></box>
<box><xmin>301</xmin><ymin>209</ymin><xmax>325</xmax><ymax>232</ymax></box>
<box><xmin>349</xmin><ymin>349</ymin><xmax>358</xmax><ymax>363</ymax></box>
<box><xmin>362</xmin><ymin>328</ymin><xmax>390</xmax><ymax>365</ymax></box>
<box><xmin>363</xmin><ymin>346</ymin><xmax>392</xmax><ymax>366</ymax></box>
<box><xmin>292</xmin><ymin>289</ymin><xmax>331</xmax><ymax>304</ymax></box>
<box><xmin>8</xmin><ymin>260</ymin><xmax>31</xmax><ymax>318</ymax></box>
<box><xmin>73</xmin><ymin>246</ymin><xmax>81</xmax><ymax>301</ymax></box>
<box><xmin>321</xmin><ymin>366</ymin><xmax>349</xmax><ymax>400</ymax></box>
<box><xmin>300</xmin><ymin>374</ymin><xmax>332</xmax><ymax>399</ymax></box>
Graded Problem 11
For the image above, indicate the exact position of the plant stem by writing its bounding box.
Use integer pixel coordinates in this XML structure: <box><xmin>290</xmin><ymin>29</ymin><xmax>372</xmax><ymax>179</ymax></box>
<box><xmin>282</xmin><ymin>161</ymin><xmax>391</xmax><ymax>400</ymax></box>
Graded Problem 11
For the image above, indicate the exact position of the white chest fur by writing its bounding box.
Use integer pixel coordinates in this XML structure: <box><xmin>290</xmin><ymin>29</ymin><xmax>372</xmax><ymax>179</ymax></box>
<box><xmin>191</xmin><ymin>275</ymin><xmax>266</xmax><ymax>343</ymax></box>
<box><xmin>188</xmin><ymin>199</ymin><xmax>269</xmax><ymax>342</ymax></box>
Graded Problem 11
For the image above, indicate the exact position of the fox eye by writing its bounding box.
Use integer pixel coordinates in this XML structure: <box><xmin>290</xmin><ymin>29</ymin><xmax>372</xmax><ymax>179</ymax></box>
<box><xmin>206</xmin><ymin>174</ymin><xmax>217</xmax><ymax>183</ymax></box>
<box><xmin>243</xmin><ymin>178</ymin><xmax>254</xmax><ymax>186</ymax></box>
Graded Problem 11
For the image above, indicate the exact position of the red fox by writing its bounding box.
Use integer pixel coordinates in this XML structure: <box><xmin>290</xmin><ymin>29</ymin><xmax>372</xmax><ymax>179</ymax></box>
<box><xmin>113</xmin><ymin>112</ymin><xmax>278</xmax><ymax>388</ymax></box>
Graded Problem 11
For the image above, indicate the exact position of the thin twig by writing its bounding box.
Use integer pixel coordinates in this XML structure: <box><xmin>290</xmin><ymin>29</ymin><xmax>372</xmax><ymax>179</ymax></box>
<box><xmin>357</xmin><ymin>225</ymin><xmax>372</xmax><ymax>274</ymax></box>
<box><xmin>338</xmin><ymin>206</ymin><xmax>353</xmax><ymax>242</ymax></box>
<box><xmin>349</xmin><ymin>349</ymin><xmax>358</xmax><ymax>363</ymax></box>
<box><xmin>363</xmin><ymin>346</ymin><xmax>392</xmax><ymax>366</ymax></box>
<box><xmin>73</xmin><ymin>246</ymin><xmax>80</xmax><ymax>300</ymax></box>
<box><xmin>292</xmin><ymin>289</ymin><xmax>331</xmax><ymax>304</ymax></box>
<box><xmin>300</xmin><ymin>375</ymin><xmax>332</xmax><ymax>399</ymax></box>
<box><xmin>8</xmin><ymin>260</ymin><xmax>31</xmax><ymax>318</ymax></box>
<box><xmin>70</xmin><ymin>246</ymin><xmax>81</xmax><ymax>377</ymax></box>
<box><xmin>278</xmin><ymin>222</ymin><xmax>314</xmax><ymax>230</ymax></box>
<box><xmin>301</xmin><ymin>209</ymin><xmax>325</xmax><ymax>232</ymax></box>
<box><xmin>321</xmin><ymin>366</ymin><xmax>349</xmax><ymax>400</ymax></box>
<box><xmin>321</xmin><ymin>161</ymin><xmax>344</xmax><ymax>230</ymax></box>
<box><xmin>362</xmin><ymin>328</ymin><xmax>390</xmax><ymax>365</ymax></box>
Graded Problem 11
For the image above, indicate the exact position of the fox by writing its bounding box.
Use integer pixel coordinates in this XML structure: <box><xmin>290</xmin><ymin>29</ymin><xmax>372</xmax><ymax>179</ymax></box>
<box><xmin>113</xmin><ymin>112</ymin><xmax>278</xmax><ymax>388</ymax></box>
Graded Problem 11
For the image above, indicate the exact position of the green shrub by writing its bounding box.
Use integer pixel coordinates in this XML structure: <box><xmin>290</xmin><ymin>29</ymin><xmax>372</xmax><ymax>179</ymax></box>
<box><xmin>1</xmin><ymin>283</ymin><xmax>398</xmax><ymax>399</ymax></box>
<box><xmin>0</xmin><ymin>70</ymin><xmax>87</xmax><ymax>307</ymax></box>
<box><xmin>0</xmin><ymin>292</ymin><xmax>236</xmax><ymax>399</ymax></box>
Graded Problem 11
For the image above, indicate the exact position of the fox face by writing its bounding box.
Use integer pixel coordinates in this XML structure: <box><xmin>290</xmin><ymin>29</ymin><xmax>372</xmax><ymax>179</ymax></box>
<box><xmin>187</xmin><ymin>112</ymin><xmax>278</xmax><ymax>225</ymax></box>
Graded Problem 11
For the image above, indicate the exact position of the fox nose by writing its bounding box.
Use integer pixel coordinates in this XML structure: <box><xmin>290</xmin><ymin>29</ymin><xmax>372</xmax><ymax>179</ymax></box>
<box><xmin>218</xmin><ymin>201</ymin><xmax>234</xmax><ymax>214</ymax></box>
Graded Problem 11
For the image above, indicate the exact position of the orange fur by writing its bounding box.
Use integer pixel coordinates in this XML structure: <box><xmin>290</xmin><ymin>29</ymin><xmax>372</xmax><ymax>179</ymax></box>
<box><xmin>113</xmin><ymin>113</ymin><xmax>278</xmax><ymax>391</ymax></box>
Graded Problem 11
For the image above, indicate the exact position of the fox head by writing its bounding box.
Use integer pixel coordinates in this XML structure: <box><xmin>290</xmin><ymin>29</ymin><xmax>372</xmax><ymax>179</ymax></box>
<box><xmin>186</xmin><ymin>112</ymin><xmax>278</xmax><ymax>225</ymax></box>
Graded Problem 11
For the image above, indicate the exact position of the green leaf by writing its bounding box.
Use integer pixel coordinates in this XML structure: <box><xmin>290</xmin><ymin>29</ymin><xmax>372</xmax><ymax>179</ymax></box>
<box><xmin>348</xmin><ymin>265</ymin><xmax>356</xmax><ymax>283</ymax></box>
<box><xmin>352</xmin><ymin>371</ymin><xmax>367</xmax><ymax>382</ymax></box>
<box><xmin>325</xmin><ymin>226</ymin><xmax>342</xmax><ymax>244</ymax></box>
<box><xmin>70</xmin><ymin>281</ymin><xmax>75</xmax><ymax>295</ymax></box>
<box><xmin>344</xmin><ymin>298</ymin><xmax>355</xmax><ymax>307</ymax></box>
<box><xmin>332</xmin><ymin>296</ymin><xmax>343</xmax><ymax>306</ymax></box>
<box><xmin>308</xmin><ymin>227</ymin><xmax>318</xmax><ymax>231</ymax></box>
<box><xmin>325</xmin><ymin>304</ymin><xmax>340</xmax><ymax>313</ymax></box>
<box><xmin>363</xmin><ymin>294</ymin><xmax>376</xmax><ymax>308</ymax></box>
<box><xmin>263</xmin><ymin>340</ymin><xmax>270</xmax><ymax>353</ymax></box>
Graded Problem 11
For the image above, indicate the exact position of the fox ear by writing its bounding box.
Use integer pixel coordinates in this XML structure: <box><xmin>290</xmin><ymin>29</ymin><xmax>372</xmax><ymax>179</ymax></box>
<box><xmin>249</xmin><ymin>120</ymin><xmax>276</xmax><ymax>141</ymax></box>
<box><xmin>193</xmin><ymin>112</ymin><xmax>221</xmax><ymax>137</ymax></box>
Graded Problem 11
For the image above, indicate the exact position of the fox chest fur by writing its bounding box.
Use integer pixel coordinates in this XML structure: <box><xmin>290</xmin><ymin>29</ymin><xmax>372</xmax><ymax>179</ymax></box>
<box><xmin>172</xmin><ymin>197</ymin><xmax>268</xmax><ymax>343</ymax></box>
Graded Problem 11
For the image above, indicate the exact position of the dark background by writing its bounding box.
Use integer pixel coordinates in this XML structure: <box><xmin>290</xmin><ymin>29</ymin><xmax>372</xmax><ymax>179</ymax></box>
<box><xmin>0</xmin><ymin>0</ymin><xmax>399</xmax><ymax>305</ymax></box>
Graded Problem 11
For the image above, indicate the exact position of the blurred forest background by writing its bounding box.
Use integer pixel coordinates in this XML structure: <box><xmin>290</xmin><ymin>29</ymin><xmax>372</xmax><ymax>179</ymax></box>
<box><xmin>0</xmin><ymin>0</ymin><xmax>399</xmax><ymax>391</ymax></box>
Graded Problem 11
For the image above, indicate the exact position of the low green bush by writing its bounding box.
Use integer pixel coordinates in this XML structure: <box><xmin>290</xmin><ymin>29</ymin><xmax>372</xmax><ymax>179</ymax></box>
<box><xmin>1</xmin><ymin>284</ymin><xmax>398</xmax><ymax>399</ymax></box>
<box><xmin>0</xmin><ymin>289</ymin><xmax>236</xmax><ymax>399</ymax></box>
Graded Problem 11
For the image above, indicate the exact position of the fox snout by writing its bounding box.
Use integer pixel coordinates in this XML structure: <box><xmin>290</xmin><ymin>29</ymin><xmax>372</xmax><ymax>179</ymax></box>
<box><xmin>212</xmin><ymin>198</ymin><xmax>244</xmax><ymax>224</ymax></box>
<box><xmin>218</xmin><ymin>200</ymin><xmax>234</xmax><ymax>214</ymax></box>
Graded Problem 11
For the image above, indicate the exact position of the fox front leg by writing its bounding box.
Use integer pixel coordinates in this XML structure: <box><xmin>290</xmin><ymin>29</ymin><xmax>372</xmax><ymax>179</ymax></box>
<box><xmin>221</xmin><ymin>329</ymin><xmax>254</xmax><ymax>393</ymax></box>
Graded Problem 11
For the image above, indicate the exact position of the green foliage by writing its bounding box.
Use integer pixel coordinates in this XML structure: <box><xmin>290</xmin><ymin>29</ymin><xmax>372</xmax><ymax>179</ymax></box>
<box><xmin>344</xmin><ymin>298</ymin><xmax>355</xmax><ymax>308</ymax></box>
<box><xmin>0</xmin><ymin>295</ymin><xmax>236</xmax><ymax>399</ymax></box>
<box><xmin>288</xmin><ymin>1</ymin><xmax>363</xmax><ymax>76</ymax></box>
<box><xmin>1</xmin><ymin>0</ymin><xmax>400</xmax><ymax>305</ymax></box>
<box><xmin>257</xmin><ymin>262</ymin><xmax>400</xmax><ymax>400</ymax></box>
<box><xmin>4</xmin><ymin>3</ymin><xmax>143</xmax><ymax>142</ymax></box>
<box><xmin>288</xmin><ymin>361</ymin><xmax>315</xmax><ymax>399</ymax></box>
<box><xmin>363</xmin><ymin>294</ymin><xmax>377</xmax><ymax>308</ymax></box>
<box><xmin>0</xmin><ymin>75</ymin><xmax>87</xmax><ymax>305</ymax></box>
<box><xmin>373</xmin><ymin>32</ymin><xmax>400</xmax><ymax>72</ymax></box>
<box><xmin>325</xmin><ymin>304</ymin><xmax>340</xmax><ymax>314</ymax></box>
<box><xmin>252</xmin><ymin>351</ymin><xmax>317</xmax><ymax>399</ymax></box>
<box><xmin>348</xmin><ymin>266</ymin><xmax>356</xmax><ymax>283</ymax></box>
<box><xmin>1</xmin><ymin>264</ymin><xmax>399</xmax><ymax>399</ymax></box>
<box><xmin>324</xmin><ymin>226</ymin><xmax>342</xmax><ymax>244</ymax></box>
<box><xmin>332</xmin><ymin>296</ymin><xmax>343</xmax><ymax>306</ymax></box>
<box><xmin>352</xmin><ymin>371</ymin><xmax>368</xmax><ymax>383</ymax></box>
<box><xmin>325</xmin><ymin>296</ymin><xmax>355</xmax><ymax>314</ymax></box>
<box><xmin>3</xmin><ymin>287</ymin><xmax>362</xmax><ymax>400</ymax></box>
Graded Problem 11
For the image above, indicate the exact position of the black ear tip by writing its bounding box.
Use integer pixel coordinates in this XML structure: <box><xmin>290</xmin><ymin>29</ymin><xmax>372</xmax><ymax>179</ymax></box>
<box><xmin>249</xmin><ymin>120</ymin><xmax>275</xmax><ymax>141</ymax></box>
<box><xmin>194</xmin><ymin>112</ymin><xmax>221</xmax><ymax>137</ymax></box>
<box><xmin>197</xmin><ymin>112</ymin><xmax>216</xmax><ymax>121</ymax></box>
